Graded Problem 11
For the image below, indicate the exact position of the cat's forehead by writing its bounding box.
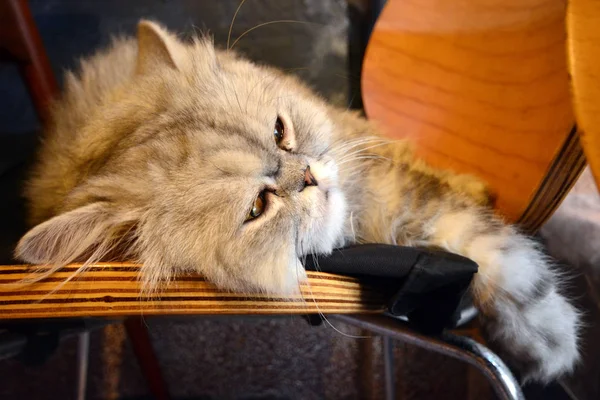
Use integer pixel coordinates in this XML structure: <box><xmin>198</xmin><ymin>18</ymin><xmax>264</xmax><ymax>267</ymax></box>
<box><xmin>157</xmin><ymin>111</ymin><xmax>280</xmax><ymax>179</ymax></box>
<box><xmin>156</xmin><ymin>47</ymin><xmax>333</xmax><ymax>162</ymax></box>
<box><xmin>185</xmin><ymin>52</ymin><xmax>303</xmax><ymax>110</ymax></box>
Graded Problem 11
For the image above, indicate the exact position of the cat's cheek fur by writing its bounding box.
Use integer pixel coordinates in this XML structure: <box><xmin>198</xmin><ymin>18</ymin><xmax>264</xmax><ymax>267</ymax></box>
<box><xmin>235</xmin><ymin>247</ymin><xmax>306</xmax><ymax>295</ymax></box>
<box><xmin>196</xmin><ymin>227</ymin><xmax>306</xmax><ymax>295</ymax></box>
<box><xmin>297</xmin><ymin>155</ymin><xmax>347</xmax><ymax>254</ymax></box>
<box><xmin>322</xmin><ymin>188</ymin><xmax>347</xmax><ymax>249</ymax></box>
<box><xmin>296</xmin><ymin>188</ymin><xmax>347</xmax><ymax>256</ymax></box>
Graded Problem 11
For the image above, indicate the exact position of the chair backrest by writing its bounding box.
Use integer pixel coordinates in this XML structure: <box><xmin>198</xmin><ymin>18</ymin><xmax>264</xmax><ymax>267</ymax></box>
<box><xmin>361</xmin><ymin>0</ymin><xmax>585</xmax><ymax>232</ymax></box>
<box><xmin>567</xmin><ymin>0</ymin><xmax>600</xmax><ymax>193</ymax></box>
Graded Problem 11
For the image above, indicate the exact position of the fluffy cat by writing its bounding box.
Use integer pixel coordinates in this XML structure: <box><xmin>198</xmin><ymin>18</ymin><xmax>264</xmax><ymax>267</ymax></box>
<box><xmin>15</xmin><ymin>21</ymin><xmax>579</xmax><ymax>383</ymax></box>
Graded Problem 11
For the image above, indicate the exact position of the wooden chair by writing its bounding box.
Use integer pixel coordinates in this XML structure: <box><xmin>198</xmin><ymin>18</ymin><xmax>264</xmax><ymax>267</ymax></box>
<box><xmin>361</xmin><ymin>0</ymin><xmax>588</xmax><ymax>232</ymax></box>
<box><xmin>359</xmin><ymin>0</ymin><xmax>600</xmax><ymax>398</ymax></box>
<box><xmin>0</xmin><ymin>1</ymin><xmax>172</xmax><ymax>399</ymax></box>
<box><xmin>568</xmin><ymin>0</ymin><xmax>600</xmax><ymax>192</ymax></box>
<box><xmin>0</xmin><ymin>0</ymin><xmax>57</xmax><ymax>125</ymax></box>
<box><xmin>12</xmin><ymin>1</ymin><xmax>594</xmax><ymax>399</ymax></box>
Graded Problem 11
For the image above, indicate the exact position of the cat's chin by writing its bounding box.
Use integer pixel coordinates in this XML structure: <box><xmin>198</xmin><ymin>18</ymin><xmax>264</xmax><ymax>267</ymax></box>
<box><xmin>297</xmin><ymin>186</ymin><xmax>347</xmax><ymax>256</ymax></box>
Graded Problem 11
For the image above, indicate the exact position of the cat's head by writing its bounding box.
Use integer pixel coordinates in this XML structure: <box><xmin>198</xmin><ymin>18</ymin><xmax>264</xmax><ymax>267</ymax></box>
<box><xmin>16</xmin><ymin>21</ymin><xmax>347</xmax><ymax>294</ymax></box>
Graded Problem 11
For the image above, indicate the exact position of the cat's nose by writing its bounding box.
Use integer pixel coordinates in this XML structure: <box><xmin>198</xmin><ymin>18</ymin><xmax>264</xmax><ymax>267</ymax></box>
<box><xmin>302</xmin><ymin>166</ymin><xmax>318</xmax><ymax>190</ymax></box>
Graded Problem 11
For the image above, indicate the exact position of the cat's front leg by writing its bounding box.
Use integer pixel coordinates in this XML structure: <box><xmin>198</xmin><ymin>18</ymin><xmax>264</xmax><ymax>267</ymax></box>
<box><xmin>357</xmin><ymin>143</ymin><xmax>582</xmax><ymax>382</ymax></box>
<box><xmin>337</xmin><ymin>119</ymin><xmax>579</xmax><ymax>382</ymax></box>
<box><xmin>426</xmin><ymin>207</ymin><xmax>580</xmax><ymax>383</ymax></box>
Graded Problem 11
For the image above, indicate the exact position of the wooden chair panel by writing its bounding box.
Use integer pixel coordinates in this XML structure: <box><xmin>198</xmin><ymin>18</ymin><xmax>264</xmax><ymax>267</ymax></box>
<box><xmin>567</xmin><ymin>0</ymin><xmax>600</xmax><ymax>192</ymax></box>
<box><xmin>362</xmin><ymin>0</ymin><xmax>584</xmax><ymax>231</ymax></box>
<box><xmin>0</xmin><ymin>264</ymin><xmax>386</xmax><ymax>319</ymax></box>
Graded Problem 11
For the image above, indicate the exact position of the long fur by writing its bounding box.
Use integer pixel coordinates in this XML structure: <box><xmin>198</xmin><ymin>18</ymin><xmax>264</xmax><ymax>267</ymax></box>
<box><xmin>14</xmin><ymin>20</ymin><xmax>580</xmax><ymax>383</ymax></box>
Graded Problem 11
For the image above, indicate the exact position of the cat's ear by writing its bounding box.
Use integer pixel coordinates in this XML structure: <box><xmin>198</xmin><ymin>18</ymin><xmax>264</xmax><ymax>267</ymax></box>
<box><xmin>136</xmin><ymin>20</ymin><xmax>185</xmax><ymax>75</ymax></box>
<box><xmin>15</xmin><ymin>202</ymin><xmax>132</xmax><ymax>265</ymax></box>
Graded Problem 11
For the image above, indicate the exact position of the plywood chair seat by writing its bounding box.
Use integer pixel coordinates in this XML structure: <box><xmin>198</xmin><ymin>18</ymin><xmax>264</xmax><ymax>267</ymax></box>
<box><xmin>0</xmin><ymin>263</ymin><xmax>386</xmax><ymax>319</ymax></box>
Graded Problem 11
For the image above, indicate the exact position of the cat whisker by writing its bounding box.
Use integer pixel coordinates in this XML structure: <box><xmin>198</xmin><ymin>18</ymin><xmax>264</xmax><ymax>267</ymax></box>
<box><xmin>333</xmin><ymin>136</ymin><xmax>384</xmax><ymax>149</ymax></box>
<box><xmin>337</xmin><ymin>155</ymin><xmax>392</xmax><ymax>167</ymax></box>
<box><xmin>337</xmin><ymin>161</ymin><xmax>388</xmax><ymax>179</ymax></box>
<box><xmin>305</xmin><ymin>252</ymin><xmax>369</xmax><ymax>339</ymax></box>
<box><xmin>334</xmin><ymin>136</ymin><xmax>393</xmax><ymax>151</ymax></box>
<box><xmin>336</xmin><ymin>141</ymin><xmax>393</xmax><ymax>164</ymax></box>
<box><xmin>333</xmin><ymin>143</ymin><xmax>377</xmax><ymax>158</ymax></box>
<box><xmin>296</xmin><ymin>254</ymin><xmax>307</xmax><ymax>307</ymax></box>
<box><xmin>337</xmin><ymin>165</ymin><xmax>368</xmax><ymax>176</ymax></box>
<box><xmin>337</xmin><ymin>155</ymin><xmax>386</xmax><ymax>168</ymax></box>
<box><xmin>339</xmin><ymin>139</ymin><xmax>392</xmax><ymax>155</ymax></box>
<box><xmin>337</xmin><ymin>143</ymin><xmax>385</xmax><ymax>162</ymax></box>
<box><xmin>331</xmin><ymin>137</ymin><xmax>389</xmax><ymax>157</ymax></box>
<box><xmin>349</xmin><ymin>211</ymin><xmax>357</xmax><ymax>242</ymax></box>
<box><xmin>230</xmin><ymin>20</ymin><xmax>320</xmax><ymax>50</ymax></box>
<box><xmin>227</xmin><ymin>0</ymin><xmax>248</xmax><ymax>50</ymax></box>
<box><xmin>310</xmin><ymin>252</ymin><xmax>321</xmax><ymax>273</ymax></box>
<box><xmin>346</xmin><ymin>91</ymin><xmax>359</xmax><ymax>111</ymax></box>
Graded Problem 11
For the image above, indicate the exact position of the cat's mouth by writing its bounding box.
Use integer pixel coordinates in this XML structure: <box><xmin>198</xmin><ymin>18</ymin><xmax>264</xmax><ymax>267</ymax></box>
<box><xmin>294</xmin><ymin>156</ymin><xmax>346</xmax><ymax>254</ymax></box>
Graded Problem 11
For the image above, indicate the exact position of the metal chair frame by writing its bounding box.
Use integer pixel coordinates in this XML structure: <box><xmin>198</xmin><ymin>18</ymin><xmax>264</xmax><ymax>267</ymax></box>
<box><xmin>1</xmin><ymin>1</ymin><xmax>524</xmax><ymax>399</ymax></box>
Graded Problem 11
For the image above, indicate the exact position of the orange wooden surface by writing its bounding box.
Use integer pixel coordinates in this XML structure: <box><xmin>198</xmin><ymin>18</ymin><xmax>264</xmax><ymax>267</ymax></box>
<box><xmin>567</xmin><ymin>0</ymin><xmax>600</xmax><ymax>191</ymax></box>
<box><xmin>362</xmin><ymin>0</ymin><xmax>581</xmax><ymax>230</ymax></box>
<box><xmin>0</xmin><ymin>264</ymin><xmax>385</xmax><ymax>319</ymax></box>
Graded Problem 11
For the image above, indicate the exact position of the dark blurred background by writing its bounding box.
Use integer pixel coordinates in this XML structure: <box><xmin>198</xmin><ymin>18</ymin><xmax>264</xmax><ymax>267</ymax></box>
<box><xmin>0</xmin><ymin>0</ymin><xmax>351</xmax><ymax>134</ymax></box>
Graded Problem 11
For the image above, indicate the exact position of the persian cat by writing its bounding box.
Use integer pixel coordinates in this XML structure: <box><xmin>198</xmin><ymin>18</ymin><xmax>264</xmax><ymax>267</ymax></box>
<box><xmin>15</xmin><ymin>21</ymin><xmax>579</xmax><ymax>382</ymax></box>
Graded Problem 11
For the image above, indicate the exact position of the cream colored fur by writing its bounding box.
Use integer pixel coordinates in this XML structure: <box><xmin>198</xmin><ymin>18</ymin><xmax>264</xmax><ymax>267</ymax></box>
<box><xmin>15</xmin><ymin>21</ymin><xmax>579</xmax><ymax>383</ymax></box>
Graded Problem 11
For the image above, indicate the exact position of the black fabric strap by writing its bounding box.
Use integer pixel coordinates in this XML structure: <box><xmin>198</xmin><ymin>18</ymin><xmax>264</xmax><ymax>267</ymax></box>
<box><xmin>304</xmin><ymin>244</ymin><xmax>478</xmax><ymax>333</ymax></box>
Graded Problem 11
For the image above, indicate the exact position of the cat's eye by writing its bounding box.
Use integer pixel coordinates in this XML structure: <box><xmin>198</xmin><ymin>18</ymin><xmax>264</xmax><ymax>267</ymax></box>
<box><xmin>246</xmin><ymin>191</ymin><xmax>266</xmax><ymax>221</ymax></box>
<box><xmin>274</xmin><ymin>117</ymin><xmax>284</xmax><ymax>146</ymax></box>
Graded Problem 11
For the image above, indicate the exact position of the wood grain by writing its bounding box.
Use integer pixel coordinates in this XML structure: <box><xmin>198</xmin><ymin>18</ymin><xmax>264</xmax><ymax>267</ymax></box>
<box><xmin>362</xmin><ymin>0</ymin><xmax>582</xmax><ymax>230</ymax></box>
<box><xmin>567</xmin><ymin>0</ymin><xmax>600</xmax><ymax>191</ymax></box>
<box><xmin>0</xmin><ymin>263</ymin><xmax>385</xmax><ymax>319</ymax></box>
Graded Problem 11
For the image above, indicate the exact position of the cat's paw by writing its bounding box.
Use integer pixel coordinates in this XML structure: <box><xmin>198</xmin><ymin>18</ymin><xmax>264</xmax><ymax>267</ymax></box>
<box><xmin>429</xmin><ymin>202</ymin><xmax>580</xmax><ymax>382</ymax></box>
<box><xmin>483</xmin><ymin>283</ymin><xmax>580</xmax><ymax>383</ymax></box>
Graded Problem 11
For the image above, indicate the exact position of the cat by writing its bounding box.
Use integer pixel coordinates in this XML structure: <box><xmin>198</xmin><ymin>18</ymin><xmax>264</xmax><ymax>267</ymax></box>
<box><xmin>14</xmin><ymin>20</ymin><xmax>579</xmax><ymax>383</ymax></box>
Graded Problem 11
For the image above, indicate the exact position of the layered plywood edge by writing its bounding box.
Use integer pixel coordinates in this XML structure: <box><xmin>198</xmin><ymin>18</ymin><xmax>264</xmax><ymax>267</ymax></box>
<box><xmin>0</xmin><ymin>263</ymin><xmax>386</xmax><ymax>319</ymax></box>
<box><xmin>567</xmin><ymin>0</ymin><xmax>600</xmax><ymax>191</ymax></box>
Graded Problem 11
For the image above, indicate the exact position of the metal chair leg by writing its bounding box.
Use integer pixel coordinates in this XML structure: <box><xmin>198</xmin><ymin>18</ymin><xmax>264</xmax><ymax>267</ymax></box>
<box><xmin>382</xmin><ymin>335</ymin><xmax>396</xmax><ymax>400</ymax></box>
<box><xmin>76</xmin><ymin>331</ymin><xmax>90</xmax><ymax>400</ymax></box>
<box><xmin>333</xmin><ymin>314</ymin><xmax>525</xmax><ymax>400</ymax></box>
